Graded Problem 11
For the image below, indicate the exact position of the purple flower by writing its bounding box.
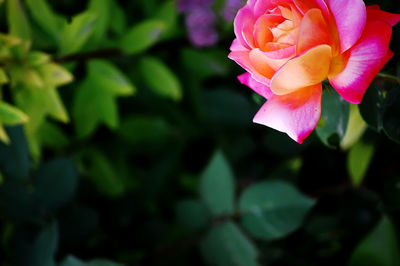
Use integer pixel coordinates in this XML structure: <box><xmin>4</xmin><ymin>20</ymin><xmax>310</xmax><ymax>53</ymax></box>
<box><xmin>222</xmin><ymin>0</ymin><xmax>245</xmax><ymax>21</ymax></box>
<box><xmin>189</xmin><ymin>28</ymin><xmax>219</xmax><ymax>47</ymax></box>
<box><xmin>177</xmin><ymin>0</ymin><xmax>214</xmax><ymax>13</ymax></box>
<box><xmin>185</xmin><ymin>8</ymin><xmax>216</xmax><ymax>30</ymax></box>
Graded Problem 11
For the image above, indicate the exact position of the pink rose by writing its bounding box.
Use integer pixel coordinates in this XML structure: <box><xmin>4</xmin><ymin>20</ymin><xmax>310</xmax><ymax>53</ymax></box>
<box><xmin>228</xmin><ymin>0</ymin><xmax>400</xmax><ymax>143</ymax></box>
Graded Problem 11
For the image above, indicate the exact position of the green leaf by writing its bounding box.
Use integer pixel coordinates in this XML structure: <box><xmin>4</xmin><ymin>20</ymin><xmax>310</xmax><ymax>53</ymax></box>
<box><xmin>87</xmin><ymin>0</ymin><xmax>111</xmax><ymax>46</ymax></box>
<box><xmin>87</xmin><ymin>60</ymin><xmax>135</xmax><ymax>95</ymax></box>
<box><xmin>175</xmin><ymin>199</ymin><xmax>210</xmax><ymax>231</ymax></box>
<box><xmin>200</xmin><ymin>151</ymin><xmax>235</xmax><ymax>217</ymax></box>
<box><xmin>349</xmin><ymin>216</ymin><xmax>400</xmax><ymax>266</ymax></box>
<box><xmin>0</xmin><ymin>101</ymin><xmax>29</xmax><ymax>125</ymax></box>
<box><xmin>347</xmin><ymin>141</ymin><xmax>374</xmax><ymax>187</ymax></box>
<box><xmin>82</xmin><ymin>150</ymin><xmax>125</xmax><ymax>198</ymax></box>
<box><xmin>139</xmin><ymin>56</ymin><xmax>182</xmax><ymax>101</ymax></box>
<box><xmin>181</xmin><ymin>49</ymin><xmax>230</xmax><ymax>79</ymax></box>
<box><xmin>340</xmin><ymin>104</ymin><xmax>367</xmax><ymax>150</ymax></box>
<box><xmin>33</xmin><ymin>158</ymin><xmax>78</xmax><ymax>210</ymax></box>
<box><xmin>153</xmin><ymin>1</ymin><xmax>179</xmax><ymax>39</ymax></box>
<box><xmin>118</xmin><ymin>115</ymin><xmax>171</xmax><ymax>145</ymax></box>
<box><xmin>60</xmin><ymin>255</ymin><xmax>124</xmax><ymax>266</ymax></box>
<box><xmin>119</xmin><ymin>19</ymin><xmax>165</xmax><ymax>55</ymax></box>
<box><xmin>35</xmin><ymin>121</ymin><xmax>69</xmax><ymax>149</ymax></box>
<box><xmin>60</xmin><ymin>12</ymin><xmax>97</xmax><ymax>55</ymax></box>
<box><xmin>200</xmin><ymin>222</ymin><xmax>259</xmax><ymax>266</ymax></box>
<box><xmin>382</xmin><ymin>89</ymin><xmax>400</xmax><ymax>144</ymax></box>
<box><xmin>239</xmin><ymin>180</ymin><xmax>315</xmax><ymax>240</ymax></box>
<box><xmin>72</xmin><ymin>60</ymin><xmax>134</xmax><ymax>138</ymax></box>
<box><xmin>109</xmin><ymin>1</ymin><xmax>127</xmax><ymax>35</ymax></box>
<box><xmin>7</xmin><ymin>0</ymin><xmax>31</xmax><ymax>42</ymax></box>
<box><xmin>26</xmin><ymin>0</ymin><xmax>66</xmax><ymax>42</ymax></box>
<box><xmin>358</xmin><ymin>80</ymin><xmax>388</xmax><ymax>132</ymax></box>
<box><xmin>316</xmin><ymin>88</ymin><xmax>350</xmax><ymax>147</ymax></box>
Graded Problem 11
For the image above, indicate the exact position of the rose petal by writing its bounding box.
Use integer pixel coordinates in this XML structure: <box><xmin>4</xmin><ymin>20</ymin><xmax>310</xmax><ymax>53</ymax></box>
<box><xmin>326</xmin><ymin>0</ymin><xmax>367</xmax><ymax>53</ymax></box>
<box><xmin>293</xmin><ymin>0</ymin><xmax>330</xmax><ymax>19</ymax></box>
<box><xmin>271</xmin><ymin>44</ymin><xmax>332</xmax><ymax>95</ymax></box>
<box><xmin>228</xmin><ymin>50</ymin><xmax>272</xmax><ymax>85</ymax></box>
<box><xmin>253</xmin><ymin>15</ymin><xmax>275</xmax><ymax>50</ymax></box>
<box><xmin>230</xmin><ymin>38</ymin><xmax>247</xmax><ymax>51</ymax></box>
<box><xmin>238</xmin><ymin>72</ymin><xmax>273</xmax><ymax>99</ymax></box>
<box><xmin>253</xmin><ymin>83</ymin><xmax>322</xmax><ymax>143</ymax></box>
<box><xmin>328</xmin><ymin>20</ymin><xmax>392</xmax><ymax>104</ymax></box>
<box><xmin>297</xmin><ymin>8</ymin><xmax>333</xmax><ymax>54</ymax></box>
<box><xmin>254</xmin><ymin>0</ymin><xmax>274</xmax><ymax>18</ymax></box>
<box><xmin>234</xmin><ymin>5</ymin><xmax>255</xmax><ymax>49</ymax></box>
<box><xmin>367</xmin><ymin>5</ymin><xmax>400</xmax><ymax>26</ymax></box>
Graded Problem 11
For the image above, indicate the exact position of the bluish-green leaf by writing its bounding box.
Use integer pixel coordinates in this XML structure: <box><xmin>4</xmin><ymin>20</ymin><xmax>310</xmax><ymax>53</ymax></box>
<box><xmin>0</xmin><ymin>126</ymin><xmax>30</xmax><ymax>183</ymax></box>
<box><xmin>316</xmin><ymin>88</ymin><xmax>350</xmax><ymax>147</ymax></box>
<box><xmin>200</xmin><ymin>151</ymin><xmax>235</xmax><ymax>217</ymax></box>
<box><xmin>239</xmin><ymin>180</ymin><xmax>315</xmax><ymax>240</ymax></box>
<box><xmin>60</xmin><ymin>255</ymin><xmax>124</xmax><ymax>266</ymax></box>
<box><xmin>33</xmin><ymin>158</ymin><xmax>78</xmax><ymax>210</ymax></box>
<box><xmin>347</xmin><ymin>141</ymin><xmax>375</xmax><ymax>187</ymax></box>
<box><xmin>139</xmin><ymin>56</ymin><xmax>182</xmax><ymax>101</ymax></box>
<box><xmin>175</xmin><ymin>199</ymin><xmax>210</xmax><ymax>231</ymax></box>
<box><xmin>200</xmin><ymin>222</ymin><xmax>259</xmax><ymax>266</ymax></box>
<box><xmin>119</xmin><ymin>20</ymin><xmax>165</xmax><ymax>55</ymax></box>
<box><xmin>349</xmin><ymin>216</ymin><xmax>400</xmax><ymax>266</ymax></box>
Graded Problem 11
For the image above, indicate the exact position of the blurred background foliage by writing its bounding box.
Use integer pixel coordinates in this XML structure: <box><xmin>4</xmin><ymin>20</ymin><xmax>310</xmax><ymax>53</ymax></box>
<box><xmin>0</xmin><ymin>0</ymin><xmax>400</xmax><ymax>265</ymax></box>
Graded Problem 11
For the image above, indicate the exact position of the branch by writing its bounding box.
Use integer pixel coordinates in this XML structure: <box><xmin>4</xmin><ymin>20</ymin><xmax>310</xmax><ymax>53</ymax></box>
<box><xmin>376</xmin><ymin>72</ymin><xmax>399</xmax><ymax>83</ymax></box>
<box><xmin>53</xmin><ymin>48</ymin><xmax>124</xmax><ymax>63</ymax></box>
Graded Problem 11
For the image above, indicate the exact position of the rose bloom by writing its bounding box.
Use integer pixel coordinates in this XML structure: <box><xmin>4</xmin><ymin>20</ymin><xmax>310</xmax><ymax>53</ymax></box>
<box><xmin>228</xmin><ymin>0</ymin><xmax>400</xmax><ymax>143</ymax></box>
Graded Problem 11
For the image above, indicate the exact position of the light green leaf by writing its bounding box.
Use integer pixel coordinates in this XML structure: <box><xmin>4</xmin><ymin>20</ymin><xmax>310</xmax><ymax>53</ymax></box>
<box><xmin>87</xmin><ymin>60</ymin><xmax>135</xmax><ymax>95</ymax></box>
<box><xmin>175</xmin><ymin>199</ymin><xmax>210</xmax><ymax>231</ymax></box>
<box><xmin>60</xmin><ymin>12</ymin><xmax>97</xmax><ymax>55</ymax></box>
<box><xmin>37</xmin><ymin>63</ymin><xmax>74</xmax><ymax>87</ymax></box>
<box><xmin>200</xmin><ymin>222</ymin><xmax>259</xmax><ymax>266</ymax></box>
<box><xmin>347</xmin><ymin>141</ymin><xmax>374</xmax><ymax>187</ymax></box>
<box><xmin>0</xmin><ymin>101</ymin><xmax>29</xmax><ymax>125</ymax></box>
<box><xmin>119</xmin><ymin>20</ymin><xmax>165</xmax><ymax>55</ymax></box>
<box><xmin>27</xmin><ymin>51</ymin><xmax>51</xmax><ymax>66</ymax></box>
<box><xmin>200</xmin><ymin>151</ymin><xmax>235</xmax><ymax>217</ymax></box>
<box><xmin>341</xmin><ymin>104</ymin><xmax>367</xmax><ymax>150</ymax></box>
<box><xmin>26</xmin><ymin>0</ymin><xmax>66</xmax><ymax>42</ymax></box>
<box><xmin>35</xmin><ymin>121</ymin><xmax>69</xmax><ymax>149</ymax></box>
<box><xmin>0</xmin><ymin>68</ymin><xmax>9</xmax><ymax>84</ymax></box>
<box><xmin>139</xmin><ymin>56</ymin><xmax>182</xmax><ymax>101</ymax></box>
<box><xmin>349</xmin><ymin>216</ymin><xmax>400</xmax><ymax>266</ymax></box>
<box><xmin>239</xmin><ymin>180</ymin><xmax>315</xmax><ymax>240</ymax></box>
<box><xmin>7</xmin><ymin>0</ymin><xmax>31</xmax><ymax>42</ymax></box>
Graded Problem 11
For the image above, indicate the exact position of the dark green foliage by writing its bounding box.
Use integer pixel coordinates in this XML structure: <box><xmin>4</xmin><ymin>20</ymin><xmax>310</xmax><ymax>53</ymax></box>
<box><xmin>0</xmin><ymin>1</ymin><xmax>399</xmax><ymax>266</ymax></box>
